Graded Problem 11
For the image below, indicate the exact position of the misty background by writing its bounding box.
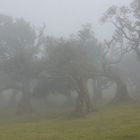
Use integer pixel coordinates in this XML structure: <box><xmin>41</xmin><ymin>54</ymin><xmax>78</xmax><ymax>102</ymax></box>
<box><xmin>0</xmin><ymin>0</ymin><xmax>140</xmax><ymax>139</ymax></box>
<box><xmin>0</xmin><ymin>0</ymin><xmax>139</xmax><ymax>120</ymax></box>
<box><xmin>0</xmin><ymin>0</ymin><xmax>131</xmax><ymax>40</ymax></box>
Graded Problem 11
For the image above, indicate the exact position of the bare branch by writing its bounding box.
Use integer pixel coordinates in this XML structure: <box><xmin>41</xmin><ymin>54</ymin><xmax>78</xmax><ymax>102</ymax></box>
<box><xmin>34</xmin><ymin>24</ymin><xmax>46</xmax><ymax>49</ymax></box>
<box><xmin>112</xmin><ymin>21</ymin><xmax>140</xmax><ymax>42</ymax></box>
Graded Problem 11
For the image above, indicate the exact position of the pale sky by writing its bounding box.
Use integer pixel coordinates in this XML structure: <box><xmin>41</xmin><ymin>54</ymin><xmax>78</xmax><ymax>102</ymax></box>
<box><xmin>0</xmin><ymin>0</ymin><xmax>132</xmax><ymax>40</ymax></box>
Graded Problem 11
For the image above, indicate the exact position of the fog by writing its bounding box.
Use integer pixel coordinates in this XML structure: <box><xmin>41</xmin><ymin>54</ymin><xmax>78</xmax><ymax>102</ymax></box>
<box><xmin>0</xmin><ymin>0</ymin><xmax>140</xmax><ymax>139</ymax></box>
<box><xmin>0</xmin><ymin>0</ymin><xmax>131</xmax><ymax>39</ymax></box>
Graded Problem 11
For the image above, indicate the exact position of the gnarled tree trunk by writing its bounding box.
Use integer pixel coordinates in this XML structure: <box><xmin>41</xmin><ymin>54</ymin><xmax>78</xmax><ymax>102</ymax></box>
<box><xmin>104</xmin><ymin>67</ymin><xmax>130</xmax><ymax>104</ymax></box>
<box><xmin>112</xmin><ymin>80</ymin><xmax>130</xmax><ymax>103</ymax></box>
<box><xmin>16</xmin><ymin>89</ymin><xmax>32</xmax><ymax>115</ymax></box>
<box><xmin>74</xmin><ymin>78</ymin><xmax>93</xmax><ymax>117</ymax></box>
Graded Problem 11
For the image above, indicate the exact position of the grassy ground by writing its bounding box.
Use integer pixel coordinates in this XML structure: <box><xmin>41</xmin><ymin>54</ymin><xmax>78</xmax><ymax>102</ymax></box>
<box><xmin>0</xmin><ymin>103</ymin><xmax>140</xmax><ymax>140</ymax></box>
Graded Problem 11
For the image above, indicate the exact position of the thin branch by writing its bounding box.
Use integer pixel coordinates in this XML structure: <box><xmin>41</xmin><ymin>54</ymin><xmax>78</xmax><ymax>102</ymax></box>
<box><xmin>34</xmin><ymin>24</ymin><xmax>46</xmax><ymax>49</ymax></box>
<box><xmin>112</xmin><ymin>21</ymin><xmax>140</xmax><ymax>42</ymax></box>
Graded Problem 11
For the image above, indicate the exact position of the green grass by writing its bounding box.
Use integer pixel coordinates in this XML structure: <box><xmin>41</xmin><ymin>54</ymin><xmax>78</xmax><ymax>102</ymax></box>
<box><xmin>0</xmin><ymin>103</ymin><xmax>140</xmax><ymax>140</ymax></box>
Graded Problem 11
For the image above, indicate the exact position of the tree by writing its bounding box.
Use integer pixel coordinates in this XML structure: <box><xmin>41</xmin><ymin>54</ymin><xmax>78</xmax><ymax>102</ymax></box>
<box><xmin>101</xmin><ymin>0</ymin><xmax>140</xmax><ymax>59</ymax></box>
<box><xmin>100</xmin><ymin>1</ymin><xmax>140</xmax><ymax>103</ymax></box>
<box><xmin>78</xmin><ymin>24</ymin><xmax>104</xmax><ymax>104</ymax></box>
<box><xmin>44</xmin><ymin>34</ymin><xmax>98</xmax><ymax>117</ymax></box>
<box><xmin>99</xmin><ymin>41</ymin><xmax>130</xmax><ymax>103</ymax></box>
<box><xmin>0</xmin><ymin>14</ymin><xmax>46</xmax><ymax>115</ymax></box>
